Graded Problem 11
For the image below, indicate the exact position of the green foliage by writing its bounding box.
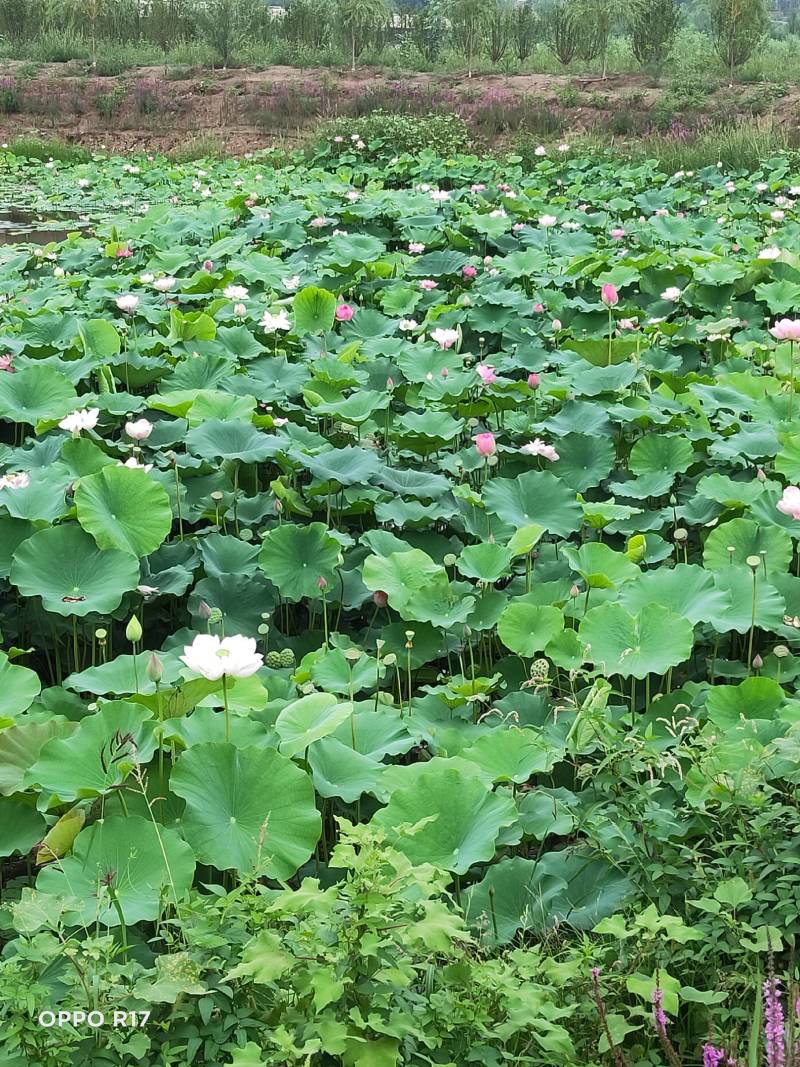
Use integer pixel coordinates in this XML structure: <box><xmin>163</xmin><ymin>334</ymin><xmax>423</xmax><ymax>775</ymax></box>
<box><xmin>709</xmin><ymin>0</ymin><xmax>771</xmax><ymax>76</ymax></box>
<box><xmin>628</xmin><ymin>0</ymin><xmax>681</xmax><ymax>68</ymax></box>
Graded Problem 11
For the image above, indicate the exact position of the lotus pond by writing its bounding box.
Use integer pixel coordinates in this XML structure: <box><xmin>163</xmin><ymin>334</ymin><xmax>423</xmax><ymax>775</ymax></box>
<box><xmin>2</xmin><ymin>143</ymin><xmax>800</xmax><ymax>1067</ymax></box>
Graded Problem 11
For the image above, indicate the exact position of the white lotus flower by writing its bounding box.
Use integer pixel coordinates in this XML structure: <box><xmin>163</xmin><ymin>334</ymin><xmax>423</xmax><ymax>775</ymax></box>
<box><xmin>538</xmin><ymin>214</ymin><xmax>557</xmax><ymax>227</ymax></box>
<box><xmin>116</xmin><ymin>294</ymin><xmax>139</xmax><ymax>314</ymax></box>
<box><xmin>119</xmin><ymin>457</ymin><xmax>153</xmax><ymax>472</ymax></box>
<box><xmin>261</xmin><ymin>308</ymin><xmax>292</xmax><ymax>333</ymax></box>
<box><xmin>181</xmin><ymin>634</ymin><xmax>263</xmax><ymax>681</ymax></box>
<box><xmin>224</xmin><ymin>285</ymin><xmax>249</xmax><ymax>301</ymax></box>
<box><xmin>59</xmin><ymin>408</ymin><xmax>99</xmax><ymax>434</ymax></box>
<box><xmin>0</xmin><ymin>472</ymin><xmax>30</xmax><ymax>490</ymax></box>
<box><xmin>125</xmin><ymin>418</ymin><xmax>153</xmax><ymax>441</ymax></box>
<box><xmin>153</xmin><ymin>276</ymin><xmax>176</xmax><ymax>292</ymax></box>
<box><xmin>430</xmin><ymin>327</ymin><xmax>459</xmax><ymax>350</ymax></box>
<box><xmin>282</xmin><ymin>275</ymin><xmax>301</xmax><ymax>291</ymax></box>
<box><xmin>661</xmin><ymin>287</ymin><xmax>683</xmax><ymax>301</ymax></box>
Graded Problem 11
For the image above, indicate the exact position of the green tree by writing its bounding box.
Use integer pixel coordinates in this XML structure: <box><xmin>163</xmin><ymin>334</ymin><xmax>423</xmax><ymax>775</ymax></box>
<box><xmin>541</xmin><ymin>0</ymin><xmax>582</xmax><ymax>66</ymax></box>
<box><xmin>193</xmin><ymin>0</ymin><xmax>268</xmax><ymax>65</ymax></box>
<box><xmin>145</xmin><ymin>0</ymin><xmax>195</xmax><ymax>55</ymax></box>
<box><xmin>628</xmin><ymin>0</ymin><xmax>681</xmax><ymax>68</ymax></box>
<box><xmin>448</xmin><ymin>0</ymin><xmax>488</xmax><ymax>74</ymax></box>
<box><xmin>513</xmin><ymin>0</ymin><xmax>538</xmax><ymax>62</ymax></box>
<box><xmin>405</xmin><ymin>0</ymin><xmax>450</xmax><ymax>64</ymax></box>
<box><xmin>486</xmin><ymin>0</ymin><xmax>514</xmax><ymax>64</ymax></box>
<box><xmin>0</xmin><ymin>0</ymin><xmax>45</xmax><ymax>41</ymax></box>
<box><xmin>574</xmin><ymin>0</ymin><xmax>625</xmax><ymax>77</ymax></box>
<box><xmin>708</xmin><ymin>0</ymin><xmax>770</xmax><ymax>78</ymax></box>
<box><xmin>283</xmin><ymin>0</ymin><xmax>337</xmax><ymax>50</ymax></box>
<box><xmin>339</xmin><ymin>0</ymin><xmax>391</xmax><ymax>70</ymax></box>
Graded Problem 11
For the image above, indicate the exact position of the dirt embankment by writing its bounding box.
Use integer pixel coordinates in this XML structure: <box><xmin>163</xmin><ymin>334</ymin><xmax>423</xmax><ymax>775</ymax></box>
<box><xmin>0</xmin><ymin>62</ymin><xmax>796</xmax><ymax>153</ymax></box>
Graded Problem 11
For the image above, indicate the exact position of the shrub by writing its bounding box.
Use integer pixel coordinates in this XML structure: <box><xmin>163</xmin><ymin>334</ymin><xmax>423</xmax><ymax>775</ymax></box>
<box><xmin>318</xmin><ymin>110</ymin><xmax>472</xmax><ymax>159</ymax></box>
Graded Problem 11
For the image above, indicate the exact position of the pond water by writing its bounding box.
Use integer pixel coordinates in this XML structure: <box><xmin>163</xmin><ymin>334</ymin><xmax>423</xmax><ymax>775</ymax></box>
<box><xmin>0</xmin><ymin>207</ymin><xmax>90</xmax><ymax>244</ymax></box>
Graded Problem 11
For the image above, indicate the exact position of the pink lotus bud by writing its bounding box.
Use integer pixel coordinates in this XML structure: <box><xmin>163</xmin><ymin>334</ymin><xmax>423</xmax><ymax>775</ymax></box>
<box><xmin>462</xmin><ymin>264</ymin><xmax>477</xmax><ymax>279</ymax></box>
<box><xmin>601</xmin><ymin>283</ymin><xmax>619</xmax><ymax>307</ymax></box>
<box><xmin>527</xmin><ymin>372</ymin><xmax>540</xmax><ymax>389</ymax></box>
<box><xmin>533</xmin><ymin>303</ymin><xmax>544</xmax><ymax>313</ymax></box>
<box><xmin>335</xmin><ymin>303</ymin><xmax>355</xmax><ymax>322</ymax></box>
<box><xmin>372</xmin><ymin>590</ymin><xmax>388</xmax><ymax>608</ymax></box>
<box><xmin>202</xmin><ymin>259</ymin><xmax>213</xmax><ymax>271</ymax></box>
<box><xmin>386</xmin><ymin>377</ymin><xmax>394</xmax><ymax>391</ymax></box>
<box><xmin>752</xmin><ymin>653</ymin><xmax>763</xmax><ymax>669</ymax></box>
<box><xmin>474</xmin><ymin>432</ymin><xmax>496</xmax><ymax>457</ymax></box>
<box><xmin>552</xmin><ymin>319</ymin><xmax>562</xmax><ymax>331</ymax></box>
<box><xmin>317</xmin><ymin>575</ymin><xmax>328</xmax><ymax>591</ymax></box>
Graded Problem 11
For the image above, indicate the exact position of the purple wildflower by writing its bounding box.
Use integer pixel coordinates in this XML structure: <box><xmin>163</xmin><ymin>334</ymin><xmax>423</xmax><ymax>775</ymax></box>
<box><xmin>652</xmin><ymin>987</ymin><xmax>668</xmax><ymax>1033</ymax></box>
<box><xmin>764</xmin><ymin>976</ymin><xmax>786</xmax><ymax>1067</ymax></box>
<box><xmin>702</xmin><ymin>1045</ymin><xmax>726</xmax><ymax>1067</ymax></box>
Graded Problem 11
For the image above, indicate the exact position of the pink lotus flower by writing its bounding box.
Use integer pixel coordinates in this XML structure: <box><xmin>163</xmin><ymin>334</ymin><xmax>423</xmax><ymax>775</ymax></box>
<box><xmin>533</xmin><ymin>303</ymin><xmax>544</xmax><ymax>314</ymax></box>
<box><xmin>335</xmin><ymin>303</ymin><xmax>355</xmax><ymax>322</ymax></box>
<box><xmin>778</xmin><ymin>485</ymin><xmax>800</xmax><ymax>519</ymax></box>
<box><xmin>202</xmin><ymin>259</ymin><xmax>213</xmax><ymax>271</ymax></box>
<box><xmin>619</xmin><ymin>318</ymin><xmax>638</xmax><ymax>331</ymax></box>
<box><xmin>527</xmin><ymin>372</ymin><xmax>540</xmax><ymax>389</ymax></box>
<box><xmin>462</xmin><ymin>264</ymin><xmax>477</xmax><ymax>279</ymax></box>
<box><xmin>601</xmin><ymin>283</ymin><xmax>619</xmax><ymax>307</ymax></box>
<box><xmin>408</xmin><ymin>242</ymin><xmax>425</xmax><ymax>254</ymax></box>
<box><xmin>771</xmin><ymin>319</ymin><xmax>800</xmax><ymax>341</ymax></box>
<box><xmin>611</xmin><ymin>228</ymin><xmax>625</xmax><ymax>239</ymax></box>
<box><xmin>0</xmin><ymin>472</ymin><xmax>30</xmax><ymax>490</ymax></box>
<box><xmin>115</xmin><ymin>246</ymin><xmax>132</xmax><ymax>259</ymax></box>
<box><xmin>0</xmin><ymin>353</ymin><xmax>14</xmax><ymax>373</ymax></box>
<box><xmin>521</xmin><ymin>438</ymin><xmax>559</xmax><ymax>462</ymax></box>
<box><xmin>476</xmin><ymin>364</ymin><xmax>497</xmax><ymax>385</ymax></box>
<box><xmin>419</xmin><ymin>279</ymin><xmax>438</xmax><ymax>291</ymax></box>
<box><xmin>474</xmin><ymin>432</ymin><xmax>496</xmax><ymax>456</ymax></box>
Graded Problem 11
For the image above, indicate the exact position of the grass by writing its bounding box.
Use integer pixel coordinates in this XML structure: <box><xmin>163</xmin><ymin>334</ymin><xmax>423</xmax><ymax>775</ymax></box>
<box><xmin>2</xmin><ymin>136</ymin><xmax>91</xmax><ymax>163</ymax></box>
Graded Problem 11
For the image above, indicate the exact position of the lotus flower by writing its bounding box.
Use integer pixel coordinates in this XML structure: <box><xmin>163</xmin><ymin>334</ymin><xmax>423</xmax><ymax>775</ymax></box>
<box><xmin>181</xmin><ymin>634</ymin><xmax>263</xmax><ymax>681</ymax></box>
<box><xmin>770</xmin><ymin>319</ymin><xmax>800</xmax><ymax>342</ymax></box>
<box><xmin>601</xmin><ymin>283</ymin><xmax>619</xmax><ymax>307</ymax></box>
<box><xmin>335</xmin><ymin>303</ymin><xmax>355</xmax><ymax>322</ymax></box>
<box><xmin>59</xmin><ymin>408</ymin><xmax>99</xmax><ymax>435</ymax></box>
<box><xmin>521</xmin><ymin>438</ymin><xmax>559</xmax><ymax>462</ymax></box>
<box><xmin>125</xmin><ymin>418</ymin><xmax>153</xmax><ymax>441</ymax></box>
<box><xmin>476</xmin><ymin>364</ymin><xmax>497</xmax><ymax>384</ymax></box>
<box><xmin>474</xmin><ymin>432</ymin><xmax>496</xmax><ymax>456</ymax></box>
<box><xmin>431</xmin><ymin>327</ymin><xmax>459</xmax><ymax>350</ymax></box>
<box><xmin>261</xmin><ymin>309</ymin><xmax>291</xmax><ymax>333</ymax></box>
<box><xmin>116</xmin><ymin>294</ymin><xmax>139</xmax><ymax>314</ymax></box>
<box><xmin>777</xmin><ymin>485</ymin><xmax>800</xmax><ymax>520</ymax></box>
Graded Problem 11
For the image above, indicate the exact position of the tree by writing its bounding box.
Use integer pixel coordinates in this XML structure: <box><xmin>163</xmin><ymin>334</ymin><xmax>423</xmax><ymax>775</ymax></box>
<box><xmin>339</xmin><ymin>0</ymin><xmax>391</xmax><ymax>70</ymax></box>
<box><xmin>448</xmin><ymin>0</ymin><xmax>487</xmax><ymax>75</ymax></box>
<box><xmin>283</xmin><ymin>0</ymin><xmax>337</xmax><ymax>50</ymax></box>
<box><xmin>0</xmin><ymin>0</ymin><xmax>44</xmax><ymax>41</ymax></box>
<box><xmin>709</xmin><ymin>0</ymin><xmax>770</xmax><ymax>78</ymax></box>
<box><xmin>541</xmin><ymin>0</ymin><xmax>582</xmax><ymax>66</ymax></box>
<box><xmin>574</xmin><ymin>0</ymin><xmax>625</xmax><ymax>77</ymax></box>
<box><xmin>513</xmin><ymin>0</ymin><xmax>538</xmax><ymax>63</ymax></box>
<box><xmin>486</xmin><ymin>0</ymin><xmax>514</xmax><ymax>64</ymax></box>
<box><xmin>146</xmin><ymin>0</ymin><xmax>194</xmax><ymax>56</ymax></box>
<box><xmin>402</xmin><ymin>0</ymin><xmax>449</xmax><ymax>63</ymax></box>
<box><xmin>628</xmin><ymin>0</ymin><xmax>681</xmax><ymax>68</ymax></box>
<box><xmin>193</xmin><ymin>0</ymin><xmax>267</xmax><ymax>66</ymax></box>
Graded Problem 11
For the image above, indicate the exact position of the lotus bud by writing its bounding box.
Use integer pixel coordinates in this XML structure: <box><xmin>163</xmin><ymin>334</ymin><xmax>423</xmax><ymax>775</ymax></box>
<box><xmin>570</xmin><ymin>584</ymin><xmax>581</xmax><ymax>598</ymax></box>
<box><xmin>527</xmin><ymin>372</ymin><xmax>540</xmax><ymax>389</ymax></box>
<box><xmin>125</xmin><ymin>614</ymin><xmax>143</xmax><ymax>643</ymax></box>
<box><xmin>752</xmin><ymin>653</ymin><xmax>764</xmax><ymax>669</ymax></box>
<box><xmin>317</xmin><ymin>575</ymin><xmax>328</xmax><ymax>591</ymax></box>
<box><xmin>146</xmin><ymin>652</ymin><xmax>163</xmax><ymax>683</ymax></box>
<box><xmin>757</xmin><ymin>467</ymin><xmax>767</xmax><ymax>481</ymax></box>
<box><xmin>372</xmin><ymin>590</ymin><xmax>388</xmax><ymax>608</ymax></box>
<box><xmin>197</xmin><ymin>599</ymin><xmax>212</xmax><ymax>620</ymax></box>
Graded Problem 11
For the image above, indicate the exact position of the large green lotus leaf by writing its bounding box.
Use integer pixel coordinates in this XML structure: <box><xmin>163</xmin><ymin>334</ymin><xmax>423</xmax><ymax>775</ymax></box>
<box><xmin>456</xmin><ymin>543</ymin><xmax>512</xmax><ymax>582</ymax></box>
<box><xmin>498</xmin><ymin>602</ymin><xmax>564</xmax><ymax>658</ymax></box>
<box><xmin>579</xmin><ymin>603</ymin><xmax>694</xmax><ymax>679</ymax></box>
<box><xmin>463</xmin><ymin>855</ymin><xmax>568</xmax><ymax>946</ymax></box>
<box><xmin>37</xmin><ymin>815</ymin><xmax>194</xmax><ymax>926</ymax></box>
<box><xmin>705</xmin><ymin>677</ymin><xmax>785</xmax><ymax>726</ymax></box>
<box><xmin>0</xmin><ymin>466</ymin><xmax>71</xmax><ymax>523</ymax></box>
<box><xmin>703</xmin><ymin>518</ymin><xmax>792</xmax><ymax>575</ymax></box>
<box><xmin>75</xmin><ymin>466</ymin><xmax>172</xmax><ymax>557</ymax></box>
<box><xmin>550</xmin><ymin>434</ymin><xmax>615</xmax><ymax>491</ymax></box>
<box><xmin>362</xmin><ymin>549</ymin><xmax>443</xmax><ymax>608</ymax></box>
<box><xmin>258</xmin><ymin>522</ymin><xmax>340</xmax><ymax>601</ymax></box>
<box><xmin>465</xmin><ymin>851</ymin><xmax>633</xmax><ymax>945</ymax></box>
<box><xmin>11</xmin><ymin>524</ymin><xmax>140</xmax><ymax>617</ymax></box>
<box><xmin>562</xmin><ymin>543</ymin><xmax>639</xmax><ymax>589</ymax></box>
<box><xmin>330</xmin><ymin>709</ymin><xmax>414</xmax><ymax>760</ymax></box>
<box><xmin>0</xmin><ymin>719</ymin><xmax>77</xmax><ymax>796</ymax></box>
<box><xmin>0</xmin><ymin>365</ymin><xmax>76</xmax><ymax>425</ymax></box>
<box><xmin>26</xmin><ymin>701</ymin><xmax>156</xmax><ymax>802</ymax></box>
<box><xmin>307</xmin><ymin>736</ymin><xmax>385</xmax><ymax>802</ymax></box>
<box><xmin>65</xmin><ymin>652</ymin><xmax>183</xmax><ymax>696</ymax></box>
<box><xmin>189</xmin><ymin>574</ymin><xmax>277</xmax><ymax>638</ymax></box>
<box><xmin>300</xmin><ymin>445</ymin><xmax>384</xmax><ymax>485</ymax></box>
<box><xmin>0</xmin><ymin>652</ymin><xmax>41</xmax><ymax>717</ymax></box>
<box><xmin>629</xmin><ymin>434</ymin><xmax>694</xmax><ymax>476</ymax></box>
<box><xmin>517</xmin><ymin>789</ymin><xmax>576</xmax><ymax>840</ymax></box>
<box><xmin>185</xmin><ymin>419</ymin><xmax>277</xmax><ymax>462</ymax></box>
<box><xmin>370</xmin><ymin>765</ymin><xmax>517</xmax><ymax>874</ymax></box>
<box><xmin>275</xmin><ymin>693</ymin><xmax>353</xmax><ymax>758</ymax></box>
<box><xmin>696</xmin><ymin>473</ymin><xmax>765</xmax><ymax>508</ymax></box>
<box><xmin>309</xmin><ymin>648</ymin><xmax>383</xmax><ymax>696</ymax></box>
<box><xmin>460</xmin><ymin>728</ymin><xmax>563</xmax><ymax>783</ymax></box>
<box><xmin>292</xmin><ymin>285</ymin><xmax>336</xmax><ymax>335</ymax></box>
<box><xmin>171</xmin><ymin>742</ymin><xmax>320</xmax><ymax>877</ymax></box>
<box><xmin>483</xmin><ymin>471</ymin><xmax>582</xmax><ymax>537</ymax></box>
<box><xmin>619</xmin><ymin>564</ymin><xmax>729</xmax><ymax>626</ymax></box>
<box><xmin>0</xmin><ymin>516</ymin><xmax>33</xmax><ymax>577</ymax></box>
<box><xmin>161</xmin><ymin>705</ymin><xmax>270</xmax><ymax>750</ymax></box>
<box><xmin>197</xmin><ymin>532</ymin><xmax>260</xmax><ymax>578</ymax></box>
<box><xmin>710</xmin><ymin>569</ymin><xmax>786</xmax><ymax>634</ymax></box>
<box><xmin>0</xmin><ymin>798</ymin><xmax>46</xmax><ymax>857</ymax></box>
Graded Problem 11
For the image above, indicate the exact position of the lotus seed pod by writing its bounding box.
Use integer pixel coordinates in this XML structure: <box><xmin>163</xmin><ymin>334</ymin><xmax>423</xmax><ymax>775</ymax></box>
<box><xmin>674</xmin><ymin>528</ymin><xmax>688</xmax><ymax>542</ymax></box>
<box><xmin>774</xmin><ymin>645</ymin><xmax>790</xmax><ymax>658</ymax></box>
<box><xmin>265</xmin><ymin>651</ymin><xmax>282</xmax><ymax>669</ymax></box>
<box><xmin>279</xmin><ymin>648</ymin><xmax>296</xmax><ymax>668</ymax></box>
<box><xmin>746</xmin><ymin>555</ymin><xmax>761</xmax><ymax>569</ymax></box>
<box><xmin>443</xmin><ymin>553</ymin><xmax>457</xmax><ymax>567</ymax></box>
<box><xmin>208</xmin><ymin>607</ymin><xmax>223</xmax><ymax>625</ymax></box>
